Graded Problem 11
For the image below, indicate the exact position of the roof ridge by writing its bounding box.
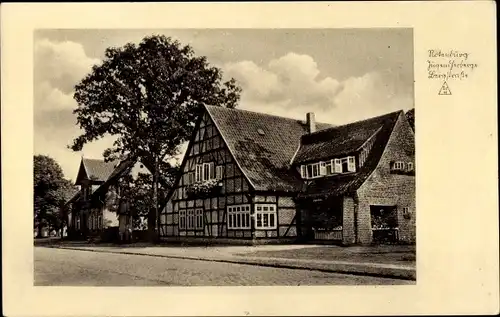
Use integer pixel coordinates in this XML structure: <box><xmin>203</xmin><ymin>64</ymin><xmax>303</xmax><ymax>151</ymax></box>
<box><xmin>305</xmin><ymin>110</ymin><xmax>403</xmax><ymax>137</ymax></box>
<box><xmin>205</xmin><ymin>104</ymin><xmax>334</xmax><ymax>127</ymax></box>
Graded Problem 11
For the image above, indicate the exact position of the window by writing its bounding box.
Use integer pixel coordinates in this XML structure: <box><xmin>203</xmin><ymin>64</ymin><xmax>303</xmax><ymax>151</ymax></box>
<box><xmin>195</xmin><ymin>162</ymin><xmax>216</xmax><ymax>182</ymax></box>
<box><xmin>347</xmin><ymin>156</ymin><xmax>356</xmax><ymax>172</ymax></box>
<box><xmin>407</xmin><ymin>162</ymin><xmax>414</xmax><ymax>172</ymax></box>
<box><xmin>187</xmin><ymin>210</ymin><xmax>195</xmax><ymax>229</ymax></box>
<box><xmin>195</xmin><ymin>165</ymin><xmax>203</xmax><ymax>182</ymax></box>
<box><xmin>254</xmin><ymin>204</ymin><xmax>277</xmax><ymax>230</ymax></box>
<box><xmin>187</xmin><ymin>172</ymin><xmax>195</xmax><ymax>185</ymax></box>
<box><xmin>215</xmin><ymin>165</ymin><xmax>223</xmax><ymax>180</ymax></box>
<box><xmin>334</xmin><ymin>158</ymin><xmax>342</xmax><ymax>173</ymax></box>
<box><xmin>302</xmin><ymin>162</ymin><xmax>321</xmax><ymax>179</ymax></box>
<box><xmin>227</xmin><ymin>205</ymin><xmax>251</xmax><ymax>229</ymax></box>
<box><xmin>82</xmin><ymin>186</ymin><xmax>91</xmax><ymax>201</ymax></box>
<box><xmin>195</xmin><ymin>209</ymin><xmax>204</xmax><ymax>229</ymax></box>
<box><xmin>402</xmin><ymin>207</ymin><xmax>411</xmax><ymax>215</ymax></box>
<box><xmin>319</xmin><ymin>161</ymin><xmax>327</xmax><ymax>175</ymax></box>
<box><xmin>179</xmin><ymin>210</ymin><xmax>186</xmax><ymax>229</ymax></box>
<box><xmin>392</xmin><ymin>161</ymin><xmax>406</xmax><ymax>171</ymax></box>
<box><xmin>325</xmin><ymin>160</ymin><xmax>333</xmax><ymax>175</ymax></box>
<box><xmin>300</xmin><ymin>165</ymin><xmax>306</xmax><ymax>178</ymax></box>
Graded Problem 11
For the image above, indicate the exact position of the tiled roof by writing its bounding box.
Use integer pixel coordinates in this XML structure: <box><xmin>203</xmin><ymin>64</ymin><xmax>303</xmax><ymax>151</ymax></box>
<box><xmin>82</xmin><ymin>158</ymin><xmax>120</xmax><ymax>182</ymax></box>
<box><xmin>293</xmin><ymin>111</ymin><xmax>403</xmax><ymax>165</ymax></box>
<box><xmin>65</xmin><ymin>189</ymin><xmax>82</xmax><ymax>205</ymax></box>
<box><xmin>90</xmin><ymin>159</ymin><xmax>136</xmax><ymax>201</ymax></box>
<box><xmin>206</xmin><ymin>105</ymin><xmax>333</xmax><ymax>192</ymax></box>
<box><xmin>297</xmin><ymin>111</ymin><xmax>402</xmax><ymax>199</ymax></box>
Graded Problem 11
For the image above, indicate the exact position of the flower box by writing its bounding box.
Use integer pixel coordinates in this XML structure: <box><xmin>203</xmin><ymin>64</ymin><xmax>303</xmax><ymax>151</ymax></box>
<box><xmin>186</xmin><ymin>179</ymin><xmax>222</xmax><ymax>199</ymax></box>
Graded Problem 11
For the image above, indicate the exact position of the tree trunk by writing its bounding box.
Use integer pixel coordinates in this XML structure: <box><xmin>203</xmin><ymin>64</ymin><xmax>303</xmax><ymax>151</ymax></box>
<box><xmin>37</xmin><ymin>221</ymin><xmax>43</xmax><ymax>238</ymax></box>
<box><xmin>148</xmin><ymin>155</ymin><xmax>159</xmax><ymax>243</ymax></box>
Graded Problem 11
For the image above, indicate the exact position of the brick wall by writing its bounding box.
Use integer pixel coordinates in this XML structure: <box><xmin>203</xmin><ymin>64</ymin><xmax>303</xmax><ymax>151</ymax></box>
<box><xmin>342</xmin><ymin>196</ymin><xmax>356</xmax><ymax>245</ymax></box>
<box><xmin>357</xmin><ymin>112</ymin><xmax>416</xmax><ymax>244</ymax></box>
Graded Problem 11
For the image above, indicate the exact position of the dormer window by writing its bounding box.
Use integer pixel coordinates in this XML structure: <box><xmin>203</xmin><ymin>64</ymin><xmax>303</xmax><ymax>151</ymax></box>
<box><xmin>407</xmin><ymin>162</ymin><xmax>414</xmax><ymax>172</ymax></box>
<box><xmin>301</xmin><ymin>162</ymin><xmax>320</xmax><ymax>179</ymax></box>
<box><xmin>300</xmin><ymin>156</ymin><xmax>356</xmax><ymax>179</ymax></box>
<box><xmin>347</xmin><ymin>156</ymin><xmax>356</xmax><ymax>172</ymax></box>
<box><xmin>391</xmin><ymin>161</ymin><xmax>414</xmax><ymax>174</ymax></box>
<box><xmin>392</xmin><ymin>161</ymin><xmax>406</xmax><ymax>171</ymax></box>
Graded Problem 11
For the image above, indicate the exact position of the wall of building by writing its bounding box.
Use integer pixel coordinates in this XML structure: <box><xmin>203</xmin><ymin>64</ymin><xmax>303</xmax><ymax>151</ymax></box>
<box><xmin>342</xmin><ymin>196</ymin><xmax>356</xmax><ymax>245</ymax></box>
<box><xmin>357</xmin><ymin>112</ymin><xmax>416</xmax><ymax>244</ymax></box>
<box><xmin>161</xmin><ymin>112</ymin><xmax>253</xmax><ymax>240</ymax></box>
<box><xmin>160</xmin><ymin>112</ymin><xmax>299</xmax><ymax>243</ymax></box>
<box><xmin>252</xmin><ymin>194</ymin><xmax>297</xmax><ymax>239</ymax></box>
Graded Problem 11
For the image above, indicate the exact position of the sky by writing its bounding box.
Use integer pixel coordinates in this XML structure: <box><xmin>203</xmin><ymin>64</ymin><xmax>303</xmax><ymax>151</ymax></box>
<box><xmin>34</xmin><ymin>28</ymin><xmax>414</xmax><ymax>182</ymax></box>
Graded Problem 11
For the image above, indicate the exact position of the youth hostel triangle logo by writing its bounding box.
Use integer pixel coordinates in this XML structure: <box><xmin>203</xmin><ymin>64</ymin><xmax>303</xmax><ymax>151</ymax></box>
<box><xmin>438</xmin><ymin>81</ymin><xmax>452</xmax><ymax>95</ymax></box>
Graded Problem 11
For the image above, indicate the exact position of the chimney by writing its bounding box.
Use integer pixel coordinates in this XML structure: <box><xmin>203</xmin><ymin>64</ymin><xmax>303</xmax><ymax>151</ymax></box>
<box><xmin>306</xmin><ymin>112</ymin><xmax>316</xmax><ymax>133</ymax></box>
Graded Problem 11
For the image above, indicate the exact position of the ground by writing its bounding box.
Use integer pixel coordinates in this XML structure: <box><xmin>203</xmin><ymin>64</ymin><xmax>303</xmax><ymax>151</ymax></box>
<box><xmin>239</xmin><ymin>244</ymin><xmax>416</xmax><ymax>265</ymax></box>
<box><xmin>34</xmin><ymin>247</ymin><xmax>412</xmax><ymax>286</ymax></box>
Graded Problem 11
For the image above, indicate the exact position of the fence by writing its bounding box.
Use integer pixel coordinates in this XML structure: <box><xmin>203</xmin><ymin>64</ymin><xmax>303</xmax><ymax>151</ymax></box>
<box><xmin>313</xmin><ymin>228</ymin><xmax>343</xmax><ymax>241</ymax></box>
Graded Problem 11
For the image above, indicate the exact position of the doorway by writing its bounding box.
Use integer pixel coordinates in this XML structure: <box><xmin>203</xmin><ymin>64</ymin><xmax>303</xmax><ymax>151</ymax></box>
<box><xmin>370</xmin><ymin>205</ymin><xmax>399</xmax><ymax>244</ymax></box>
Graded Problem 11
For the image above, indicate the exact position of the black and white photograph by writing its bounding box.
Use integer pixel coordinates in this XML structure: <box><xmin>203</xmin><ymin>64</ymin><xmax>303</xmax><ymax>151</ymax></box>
<box><xmin>2</xmin><ymin>2</ymin><xmax>498</xmax><ymax>317</ymax></box>
<box><xmin>33</xmin><ymin>28</ymin><xmax>416</xmax><ymax>286</ymax></box>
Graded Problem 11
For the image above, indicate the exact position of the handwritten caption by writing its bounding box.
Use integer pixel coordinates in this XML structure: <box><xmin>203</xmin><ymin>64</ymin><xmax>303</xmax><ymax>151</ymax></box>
<box><xmin>427</xmin><ymin>49</ymin><xmax>478</xmax><ymax>81</ymax></box>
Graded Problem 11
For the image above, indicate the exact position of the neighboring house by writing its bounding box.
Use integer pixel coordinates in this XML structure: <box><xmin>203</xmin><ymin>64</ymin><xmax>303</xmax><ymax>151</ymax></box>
<box><xmin>66</xmin><ymin>158</ymin><xmax>120</xmax><ymax>239</ymax></box>
<box><xmin>65</xmin><ymin>156</ymin><xmax>167</xmax><ymax>241</ymax></box>
<box><xmin>160</xmin><ymin>105</ymin><xmax>415</xmax><ymax>245</ymax></box>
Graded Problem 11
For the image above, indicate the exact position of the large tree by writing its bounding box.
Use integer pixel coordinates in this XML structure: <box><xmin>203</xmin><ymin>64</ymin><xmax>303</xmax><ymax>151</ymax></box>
<box><xmin>34</xmin><ymin>155</ymin><xmax>74</xmax><ymax>238</ymax></box>
<box><xmin>70</xmin><ymin>35</ymin><xmax>241</xmax><ymax>241</ymax></box>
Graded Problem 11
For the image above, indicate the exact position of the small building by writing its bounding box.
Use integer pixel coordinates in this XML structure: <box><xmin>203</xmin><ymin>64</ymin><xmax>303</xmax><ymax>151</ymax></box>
<box><xmin>160</xmin><ymin>105</ymin><xmax>415</xmax><ymax>245</ymax></box>
<box><xmin>66</xmin><ymin>157</ymin><xmax>150</xmax><ymax>241</ymax></box>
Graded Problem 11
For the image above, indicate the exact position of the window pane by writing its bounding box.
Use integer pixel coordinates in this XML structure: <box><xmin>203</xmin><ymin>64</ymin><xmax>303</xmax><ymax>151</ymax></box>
<box><xmin>270</xmin><ymin>214</ymin><xmax>275</xmax><ymax>227</ymax></box>
<box><xmin>257</xmin><ymin>206</ymin><xmax>262</xmax><ymax>211</ymax></box>
<box><xmin>237</xmin><ymin>214</ymin><xmax>241</xmax><ymax>227</ymax></box>
<box><xmin>326</xmin><ymin>164</ymin><xmax>332</xmax><ymax>174</ymax></box>
<box><xmin>263</xmin><ymin>206</ymin><xmax>268</xmax><ymax>211</ymax></box>
<box><xmin>257</xmin><ymin>214</ymin><xmax>262</xmax><ymax>227</ymax></box>
<box><xmin>263</xmin><ymin>214</ymin><xmax>269</xmax><ymax>227</ymax></box>
<box><xmin>245</xmin><ymin>214</ymin><xmax>250</xmax><ymax>227</ymax></box>
<box><xmin>307</xmin><ymin>165</ymin><xmax>313</xmax><ymax>177</ymax></box>
<box><xmin>236</xmin><ymin>206</ymin><xmax>240</xmax><ymax>212</ymax></box>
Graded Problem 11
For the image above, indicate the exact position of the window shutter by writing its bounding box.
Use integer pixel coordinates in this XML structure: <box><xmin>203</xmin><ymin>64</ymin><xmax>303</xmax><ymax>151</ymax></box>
<box><xmin>334</xmin><ymin>159</ymin><xmax>342</xmax><ymax>173</ymax></box>
<box><xmin>319</xmin><ymin>161</ymin><xmax>327</xmax><ymax>175</ymax></box>
<box><xmin>300</xmin><ymin>165</ymin><xmax>307</xmax><ymax>178</ymax></box>
<box><xmin>347</xmin><ymin>156</ymin><xmax>356</xmax><ymax>172</ymax></box>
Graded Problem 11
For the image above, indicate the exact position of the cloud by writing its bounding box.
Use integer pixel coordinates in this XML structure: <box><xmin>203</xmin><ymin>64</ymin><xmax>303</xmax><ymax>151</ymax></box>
<box><xmin>34</xmin><ymin>38</ymin><xmax>100</xmax><ymax>94</ymax></box>
<box><xmin>34</xmin><ymin>38</ymin><xmax>108</xmax><ymax>181</ymax></box>
<box><xmin>224</xmin><ymin>53</ymin><xmax>341</xmax><ymax>111</ymax></box>
<box><xmin>223</xmin><ymin>52</ymin><xmax>413</xmax><ymax>125</ymax></box>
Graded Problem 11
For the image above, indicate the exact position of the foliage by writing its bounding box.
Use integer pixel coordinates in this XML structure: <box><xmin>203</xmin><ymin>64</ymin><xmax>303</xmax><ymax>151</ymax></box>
<box><xmin>34</xmin><ymin>155</ymin><xmax>75</xmax><ymax>236</ymax></box>
<box><xmin>187</xmin><ymin>179</ymin><xmax>221</xmax><ymax>197</ymax></box>
<box><xmin>70</xmin><ymin>34</ymin><xmax>241</xmax><ymax>162</ymax></box>
<box><xmin>406</xmin><ymin>109</ymin><xmax>415</xmax><ymax>132</ymax></box>
<box><xmin>69</xmin><ymin>34</ymin><xmax>241</xmax><ymax>239</ymax></box>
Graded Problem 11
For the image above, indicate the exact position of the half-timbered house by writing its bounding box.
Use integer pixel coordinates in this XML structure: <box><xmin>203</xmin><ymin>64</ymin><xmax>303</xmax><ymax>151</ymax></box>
<box><xmin>66</xmin><ymin>158</ymin><xmax>120</xmax><ymax>239</ymax></box>
<box><xmin>160</xmin><ymin>105</ymin><xmax>415</xmax><ymax>245</ymax></box>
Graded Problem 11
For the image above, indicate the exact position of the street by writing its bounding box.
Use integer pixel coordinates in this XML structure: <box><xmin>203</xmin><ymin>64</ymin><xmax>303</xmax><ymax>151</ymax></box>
<box><xmin>34</xmin><ymin>247</ymin><xmax>411</xmax><ymax>286</ymax></box>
